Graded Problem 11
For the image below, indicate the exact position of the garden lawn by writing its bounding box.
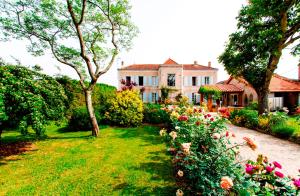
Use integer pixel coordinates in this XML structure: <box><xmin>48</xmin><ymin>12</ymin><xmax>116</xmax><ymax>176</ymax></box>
<box><xmin>0</xmin><ymin>125</ymin><xmax>175</xmax><ymax>195</ymax></box>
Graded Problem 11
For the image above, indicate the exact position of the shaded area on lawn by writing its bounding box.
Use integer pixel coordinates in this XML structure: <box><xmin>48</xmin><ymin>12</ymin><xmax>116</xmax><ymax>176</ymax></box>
<box><xmin>0</xmin><ymin>124</ymin><xmax>175</xmax><ymax>195</ymax></box>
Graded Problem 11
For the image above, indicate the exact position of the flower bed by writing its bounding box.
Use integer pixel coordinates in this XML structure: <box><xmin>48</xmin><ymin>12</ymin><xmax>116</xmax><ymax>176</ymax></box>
<box><xmin>225</xmin><ymin>108</ymin><xmax>300</xmax><ymax>144</ymax></box>
<box><xmin>160</xmin><ymin>105</ymin><xmax>300</xmax><ymax>195</ymax></box>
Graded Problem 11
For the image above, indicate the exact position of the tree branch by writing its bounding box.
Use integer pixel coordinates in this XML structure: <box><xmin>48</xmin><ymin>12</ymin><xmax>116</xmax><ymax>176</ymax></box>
<box><xmin>78</xmin><ymin>0</ymin><xmax>87</xmax><ymax>25</ymax></box>
<box><xmin>67</xmin><ymin>0</ymin><xmax>96</xmax><ymax>82</ymax></box>
<box><xmin>283</xmin><ymin>34</ymin><xmax>300</xmax><ymax>48</ymax></box>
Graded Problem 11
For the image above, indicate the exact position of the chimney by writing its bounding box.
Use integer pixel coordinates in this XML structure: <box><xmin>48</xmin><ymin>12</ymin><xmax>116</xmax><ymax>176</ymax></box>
<box><xmin>121</xmin><ymin>61</ymin><xmax>124</xmax><ymax>67</ymax></box>
<box><xmin>194</xmin><ymin>60</ymin><xmax>198</xmax><ymax>65</ymax></box>
<box><xmin>208</xmin><ymin>61</ymin><xmax>211</xmax><ymax>67</ymax></box>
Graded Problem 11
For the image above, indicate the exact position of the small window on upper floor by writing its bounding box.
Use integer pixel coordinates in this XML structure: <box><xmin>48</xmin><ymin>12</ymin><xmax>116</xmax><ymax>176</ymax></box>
<box><xmin>138</xmin><ymin>76</ymin><xmax>143</xmax><ymax>86</ymax></box>
<box><xmin>204</xmin><ymin>76</ymin><xmax>210</xmax><ymax>85</ymax></box>
<box><xmin>167</xmin><ymin>74</ymin><xmax>175</xmax><ymax>86</ymax></box>
<box><xmin>192</xmin><ymin>77</ymin><xmax>197</xmax><ymax>86</ymax></box>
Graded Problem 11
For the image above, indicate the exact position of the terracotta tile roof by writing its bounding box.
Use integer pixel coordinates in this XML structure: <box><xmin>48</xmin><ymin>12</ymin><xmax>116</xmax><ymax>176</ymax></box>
<box><xmin>119</xmin><ymin>64</ymin><xmax>160</xmax><ymax>70</ymax></box>
<box><xmin>163</xmin><ymin>58</ymin><xmax>178</xmax><ymax>64</ymax></box>
<box><xmin>119</xmin><ymin>58</ymin><xmax>217</xmax><ymax>71</ymax></box>
<box><xmin>269</xmin><ymin>74</ymin><xmax>300</xmax><ymax>92</ymax></box>
<box><xmin>202</xmin><ymin>84</ymin><xmax>244</xmax><ymax>93</ymax></box>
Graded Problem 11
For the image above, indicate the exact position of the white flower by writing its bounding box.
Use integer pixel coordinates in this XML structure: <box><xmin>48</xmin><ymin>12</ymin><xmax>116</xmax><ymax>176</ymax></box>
<box><xmin>212</xmin><ymin>133</ymin><xmax>221</xmax><ymax>140</ymax></box>
<box><xmin>176</xmin><ymin>189</ymin><xmax>184</xmax><ymax>196</ymax></box>
<box><xmin>177</xmin><ymin>170</ymin><xmax>184</xmax><ymax>177</ymax></box>
<box><xmin>159</xmin><ymin>129</ymin><xmax>167</xmax><ymax>136</ymax></box>
<box><xmin>175</xmin><ymin>126</ymin><xmax>180</xmax><ymax>130</ymax></box>
<box><xmin>181</xmin><ymin>142</ymin><xmax>191</xmax><ymax>155</ymax></box>
<box><xmin>169</xmin><ymin>131</ymin><xmax>177</xmax><ymax>140</ymax></box>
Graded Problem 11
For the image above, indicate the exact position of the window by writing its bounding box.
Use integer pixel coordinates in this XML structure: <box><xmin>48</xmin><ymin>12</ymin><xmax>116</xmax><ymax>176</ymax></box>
<box><xmin>204</xmin><ymin>76</ymin><xmax>210</xmax><ymax>85</ymax></box>
<box><xmin>167</xmin><ymin>74</ymin><xmax>175</xmax><ymax>86</ymax></box>
<box><xmin>126</xmin><ymin>76</ymin><xmax>131</xmax><ymax>86</ymax></box>
<box><xmin>152</xmin><ymin>93</ymin><xmax>157</xmax><ymax>102</ymax></box>
<box><xmin>138</xmin><ymin>76</ymin><xmax>143</xmax><ymax>86</ymax></box>
<box><xmin>192</xmin><ymin>77</ymin><xmax>197</xmax><ymax>86</ymax></box>
<box><xmin>152</xmin><ymin>76</ymin><xmax>157</xmax><ymax>86</ymax></box>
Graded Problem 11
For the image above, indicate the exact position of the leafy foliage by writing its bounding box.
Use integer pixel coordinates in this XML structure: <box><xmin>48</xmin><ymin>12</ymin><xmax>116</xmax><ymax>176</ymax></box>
<box><xmin>219</xmin><ymin>0</ymin><xmax>300</xmax><ymax>113</ymax></box>
<box><xmin>0</xmin><ymin>65</ymin><xmax>67</xmax><ymax>136</ymax></box>
<box><xmin>56</xmin><ymin>76</ymin><xmax>116</xmax><ymax>118</ymax></box>
<box><xmin>143</xmin><ymin>103</ymin><xmax>171</xmax><ymax>125</ymax></box>
<box><xmin>198</xmin><ymin>86</ymin><xmax>222</xmax><ymax>99</ymax></box>
<box><xmin>0</xmin><ymin>0</ymin><xmax>137</xmax><ymax>136</ymax></box>
<box><xmin>68</xmin><ymin>106</ymin><xmax>101</xmax><ymax>131</ymax></box>
<box><xmin>229</xmin><ymin>109</ymin><xmax>259</xmax><ymax>129</ymax></box>
<box><xmin>105</xmin><ymin>90</ymin><xmax>143</xmax><ymax>127</ymax></box>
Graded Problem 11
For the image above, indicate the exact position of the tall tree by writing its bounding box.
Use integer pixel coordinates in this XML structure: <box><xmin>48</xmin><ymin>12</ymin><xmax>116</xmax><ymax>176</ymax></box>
<box><xmin>219</xmin><ymin>0</ymin><xmax>300</xmax><ymax>114</ymax></box>
<box><xmin>0</xmin><ymin>0</ymin><xmax>137</xmax><ymax>136</ymax></box>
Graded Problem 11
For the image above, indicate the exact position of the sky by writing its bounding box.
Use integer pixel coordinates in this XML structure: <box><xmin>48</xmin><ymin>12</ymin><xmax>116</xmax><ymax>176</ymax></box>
<box><xmin>0</xmin><ymin>0</ymin><xmax>299</xmax><ymax>87</ymax></box>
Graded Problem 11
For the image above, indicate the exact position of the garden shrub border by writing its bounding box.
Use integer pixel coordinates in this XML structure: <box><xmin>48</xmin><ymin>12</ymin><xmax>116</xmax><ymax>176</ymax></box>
<box><xmin>226</xmin><ymin>108</ymin><xmax>300</xmax><ymax>145</ymax></box>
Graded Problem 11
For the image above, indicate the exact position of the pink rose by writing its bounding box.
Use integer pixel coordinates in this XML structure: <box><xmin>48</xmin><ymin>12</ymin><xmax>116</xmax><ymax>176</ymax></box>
<box><xmin>266</xmin><ymin>166</ymin><xmax>274</xmax><ymax>173</ymax></box>
<box><xmin>273</xmin><ymin>161</ymin><xmax>282</xmax><ymax>169</ymax></box>
<box><xmin>293</xmin><ymin>178</ymin><xmax>300</xmax><ymax>188</ymax></box>
<box><xmin>245</xmin><ymin>164</ymin><xmax>255</xmax><ymax>175</ymax></box>
<box><xmin>275</xmin><ymin>171</ymin><xmax>284</xmax><ymax>178</ymax></box>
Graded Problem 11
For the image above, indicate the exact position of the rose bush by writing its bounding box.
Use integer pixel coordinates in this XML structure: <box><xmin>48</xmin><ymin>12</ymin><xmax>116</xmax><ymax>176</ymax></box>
<box><xmin>161</xmin><ymin>105</ymin><xmax>247</xmax><ymax>195</ymax></box>
<box><xmin>160</xmin><ymin>105</ymin><xmax>299</xmax><ymax>195</ymax></box>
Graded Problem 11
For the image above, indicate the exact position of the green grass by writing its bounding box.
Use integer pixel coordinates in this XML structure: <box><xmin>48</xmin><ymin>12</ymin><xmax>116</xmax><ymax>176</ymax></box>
<box><xmin>0</xmin><ymin>124</ymin><xmax>175</xmax><ymax>195</ymax></box>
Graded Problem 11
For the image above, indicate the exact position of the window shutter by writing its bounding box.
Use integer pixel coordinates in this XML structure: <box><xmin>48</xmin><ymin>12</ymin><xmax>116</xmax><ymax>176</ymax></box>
<box><xmin>188</xmin><ymin>93</ymin><xmax>192</xmax><ymax>103</ymax></box>
<box><xmin>143</xmin><ymin>92</ymin><xmax>147</xmax><ymax>102</ymax></box>
<box><xmin>197</xmin><ymin>76</ymin><xmax>201</xmax><ymax>86</ymax></box>
<box><xmin>209</xmin><ymin>76</ymin><xmax>213</xmax><ymax>84</ymax></box>
<box><xmin>185</xmin><ymin>76</ymin><xmax>188</xmax><ymax>86</ymax></box>
<box><xmin>156</xmin><ymin>76</ymin><xmax>159</xmax><ymax>86</ymax></box>
<box><xmin>149</xmin><ymin>76</ymin><xmax>153</xmax><ymax>86</ymax></box>
<box><xmin>149</xmin><ymin>92</ymin><xmax>152</xmax><ymax>103</ymax></box>
<box><xmin>156</xmin><ymin>93</ymin><xmax>159</xmax><ymax>101</ymax></box>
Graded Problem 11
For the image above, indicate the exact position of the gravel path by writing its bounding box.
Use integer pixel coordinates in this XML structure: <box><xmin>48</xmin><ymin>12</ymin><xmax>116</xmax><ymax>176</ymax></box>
<box><xmin>226</xmin><ymin>123</ymin><xmax>300</xmax><ymax>176</ymax></box>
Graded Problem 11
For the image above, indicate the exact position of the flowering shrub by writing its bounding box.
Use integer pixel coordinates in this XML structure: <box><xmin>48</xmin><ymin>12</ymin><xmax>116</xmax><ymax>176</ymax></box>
<box><xmin>105</xmin><ymin>90</ymin><xmax>143</xmax><ymax>127</ymax></box>
<box><xmin>161</xmin><ymin>105</ymin><xmax>300</xmax><ymax>195</ymax></box>
<box><xmin>229</xmin><ymin>109</ymin><xmax>258</xmax><ymax>129</ymax></box>
<box><xmin>243</xmin><ymin>154</ymin><xmax>298</xmax><ymax>195</ymax></box>
<box><xmin>161</xmin><ymin>105</ymin><xmax>247</xmax><ymax>195</ymax></box>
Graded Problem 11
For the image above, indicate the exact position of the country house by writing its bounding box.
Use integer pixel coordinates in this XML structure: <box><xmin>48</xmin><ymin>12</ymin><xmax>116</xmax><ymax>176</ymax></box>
<box><xmin>118</xmin><ymin>58</ymin><xmax>218</xmax><ymax>103</ymax></box>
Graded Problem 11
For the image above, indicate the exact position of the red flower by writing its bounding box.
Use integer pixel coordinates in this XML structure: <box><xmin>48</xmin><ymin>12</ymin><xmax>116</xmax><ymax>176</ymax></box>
<box><xmin>210</xmin><ymin>117</ymin><xmax>214</xmax><ymax>121</ymax></box>
<box><xmin>195</xmin><ymin>121</ymin><xmax>201</xmax><ymax>126</ymax></box>
<box><xmin>207</xmin><ymin>114</ymin><xmax>211</xmax><ymax>117</ymax></box>
<box><xmin>266</xmin><ymin>166</ymin><xmax>273</xmax><ymax>173</ymax></box>
<box><xmin>226</xmin><ymin>131</ymin><xmax>229</xmax><ymax>137</ymax></box>
<box><xmin>275</xmin><ymin>171</ymin><xmax>284</xmax><ymax>178</ymax></box>
<box><xmin>178</xmin><ymin>115</ymin><xmax>188</xmax><ymax>121</ymax></box>
<box><xmin>273</xmin><ymin>161</ymin><xmax>282</xmax><ymax>169</ymax></box>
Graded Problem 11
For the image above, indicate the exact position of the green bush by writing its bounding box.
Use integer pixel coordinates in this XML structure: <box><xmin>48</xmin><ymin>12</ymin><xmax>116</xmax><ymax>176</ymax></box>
<box><xmin>143</xmin><ymin>103</ymin><xmax>171</xmax><ymax>124</ymax></box>
<box><xmin>229</xmin><ymin>109</ymin><xmax>258</xmax><ymax>129</ymax></box>
<box><xmin>68</xmin><ymin>107</ymin><xmax>101</xmax><ymax>131</ymax></box>
<box><xmin>245</xmin><ymin>102</ymin><xmax>258</xmax><ymax>110</ymax></box>
<box><xmin>271</xmin><ymin>123</ymin><xmax>295</xmax><ymax>139</ymax></box>
<box><xmin>0</xmin><ymin>65</ymin><xmax>67</xmax><ymax>136</ymax></box>
<box><xmin>105</xmin><ymin>90</ymin><xmax>143</xmax><ymax>127</ymax></box>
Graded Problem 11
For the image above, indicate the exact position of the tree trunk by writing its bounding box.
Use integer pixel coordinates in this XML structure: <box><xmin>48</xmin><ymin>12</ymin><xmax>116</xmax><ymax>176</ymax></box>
<box><xmin>257</xmin><ymin>89</ymin><xmax>269</xmax><ymax>115</ymax></box>
<box><xmin>84</xmin><ymin>90</ymin><xmax>99</xmax><ymax>137</ymax></box>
